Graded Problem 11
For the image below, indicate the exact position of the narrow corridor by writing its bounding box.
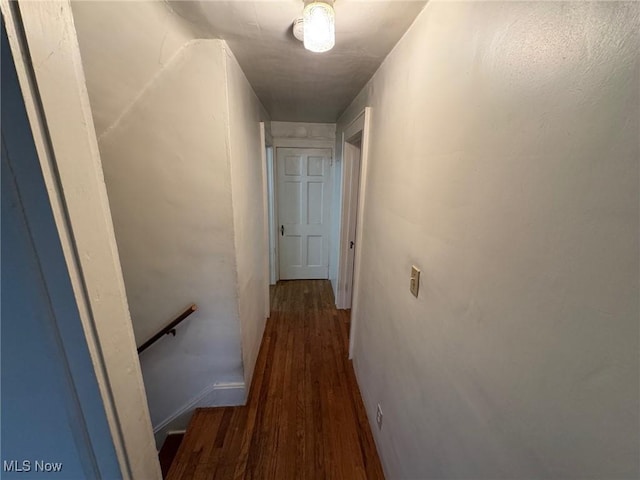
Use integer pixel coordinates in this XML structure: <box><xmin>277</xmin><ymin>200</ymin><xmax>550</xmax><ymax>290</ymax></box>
<box><xmin>167</xmin><ymin>280</ymin><xmax>384</xmax><ymax>479</ymax></box>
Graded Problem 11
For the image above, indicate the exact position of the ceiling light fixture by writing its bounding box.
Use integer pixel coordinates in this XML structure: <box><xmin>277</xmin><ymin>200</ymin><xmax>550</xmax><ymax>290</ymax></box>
<box><xmin>293</xmin><ymin>17</ymin><xmax>305</xmax><ymax>42</ymax></box>
<box><xmin>302</xmin><ymin>1</ymin><xmax>335</xmax><ymax>53</ymax></box>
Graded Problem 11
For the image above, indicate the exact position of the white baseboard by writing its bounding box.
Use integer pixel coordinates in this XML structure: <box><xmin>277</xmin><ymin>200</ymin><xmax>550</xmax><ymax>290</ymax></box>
<box><xmin>153</xmin><ymin>381</ymin><xmax>246</xmax><ymax>447</ymax></box>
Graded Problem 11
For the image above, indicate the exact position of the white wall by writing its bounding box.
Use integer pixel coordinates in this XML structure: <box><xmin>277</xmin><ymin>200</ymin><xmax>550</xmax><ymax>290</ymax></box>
<box><xmin>71</xmin><ymin>1</ymin><xmax>194</xmax><ymax>137</ymax></box>
<box><xmin>225</xmin><ymin>44</ymin><xmax>272</xmax><ymax>388</ymax></box>
<box><xmin>73</xmin><ymin>0</ymin><xmax>275</xmax><ymax>443</ymax></box>
<box><xmin>97</xmin><ymin>39</ymin><xmax>246</xmax><ymax>429</ymax></box>
<box><xmin>338</xmin><ymin>2</ymin><xmax>639</xmax><ymax>479</ymax></box>
<box><xmin>271</xmin><ymin>121</ymin><xmax>336</xmax><ymax>141</ymax></box>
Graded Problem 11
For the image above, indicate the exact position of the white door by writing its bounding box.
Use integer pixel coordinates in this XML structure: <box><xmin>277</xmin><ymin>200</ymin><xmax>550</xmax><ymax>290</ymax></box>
<box><xmin>277</xmin><ymin>148</ymin><xmax>332</xmax><ymax>279</ymax></box>
<box><xmin>343</xmin><ymin>141</ymin><xmax>361</xmax><ymax>307</ymax></box>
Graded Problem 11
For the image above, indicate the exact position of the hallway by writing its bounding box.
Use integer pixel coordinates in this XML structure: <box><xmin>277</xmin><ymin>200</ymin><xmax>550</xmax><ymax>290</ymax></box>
<box><xmin>4</xmin><ymin>2</ymin><xmax>638</xmax><ymax>478</ymax></box>
<box><xmin>166</xmin><ymin>280</ymin><xmax>384</xmax><ymax>479</ymax></box>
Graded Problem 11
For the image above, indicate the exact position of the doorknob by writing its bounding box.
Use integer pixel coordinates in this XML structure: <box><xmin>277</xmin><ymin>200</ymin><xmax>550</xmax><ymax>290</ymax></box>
<box><xmin>281</xmin><ymin>225</ymin><xmax>284</xmax><ymax>236</ymax></box>
<box><xmin>350</xmin><ymin>241</ymin><xmax>355</xmax><ymax>249</ymax></box>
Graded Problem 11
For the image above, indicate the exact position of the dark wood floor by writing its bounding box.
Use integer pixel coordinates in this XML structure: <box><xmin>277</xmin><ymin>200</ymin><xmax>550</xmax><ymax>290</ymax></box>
<box><xmin>160</xmin><ymin>433</ymin><xmax>185</xmax><ymax>478</ymax></box>
<box><xmin>167</xmin><ymin>280</ymin><xmax>384</xmax><ymax>479</ymax></box>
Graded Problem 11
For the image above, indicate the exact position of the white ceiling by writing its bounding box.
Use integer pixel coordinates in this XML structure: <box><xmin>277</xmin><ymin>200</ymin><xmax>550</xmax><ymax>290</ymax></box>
<box><xmin>168</xmin><ymin>1</ymin><xmax>427</xmax><ymax>122</ymax></box>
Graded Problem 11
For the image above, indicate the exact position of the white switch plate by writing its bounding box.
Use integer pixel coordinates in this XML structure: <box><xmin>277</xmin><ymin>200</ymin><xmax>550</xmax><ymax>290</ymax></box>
<box><xmin>410</xmin><ymin>265</ymin><xmax>420</xmax><ymax>297</ymax></box>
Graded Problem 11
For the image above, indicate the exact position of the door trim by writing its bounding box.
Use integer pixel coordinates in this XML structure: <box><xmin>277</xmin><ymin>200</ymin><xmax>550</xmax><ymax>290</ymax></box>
<box><xmin>260</xmin><ymin>122</ymin><xmax>270</xmax><ymax>318</ymax></box>
<box><xmin>266</xmin><ymin>146</ymin><xmax>278</xmax><ymax>285</ymax></box>
<box><xmin>336</xmin><ymin>108</ymin><xmax>372</xmax><ymax>358</ymax></box>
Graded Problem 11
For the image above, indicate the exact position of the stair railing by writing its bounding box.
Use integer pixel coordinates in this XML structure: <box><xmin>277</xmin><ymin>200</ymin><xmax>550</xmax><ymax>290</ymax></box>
<box><xmin>137</xmin><ymin>304</ymin><xmax>197</xmax><ymax>354</ymax></box>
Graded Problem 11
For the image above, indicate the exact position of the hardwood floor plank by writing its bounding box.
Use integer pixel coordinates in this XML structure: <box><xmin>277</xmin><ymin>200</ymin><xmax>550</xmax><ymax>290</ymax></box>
<box><xmin>293</xmin><ymin>307</ymin><xmax>306</xmax><ymax>478</ymax></box>
<box><xmin>304</xmin><ymin>309</ymin><xmax>323</xmax><ymax>480</ymax></box>
<box><xmin>166</xmin><ymin>280</ymin><xmax>384</xmax><ymax>480</ymax></box>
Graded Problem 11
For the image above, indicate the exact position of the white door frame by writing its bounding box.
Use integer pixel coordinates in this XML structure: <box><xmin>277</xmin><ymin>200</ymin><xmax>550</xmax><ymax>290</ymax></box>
<box><xmin>336</xmin><ymin>108</ymin><xmax>372</xmax><ymax>358</ymax></box>
<box><xmin>266</xmin><ymin>146</ymin><xmax>278</xmax><ymax>285</ymax></box>
<box><xmin>260</xmin><ymin>123</ymin><xmax>271</xmax><ymax>317</ymax></box>
<box><xmin>1</xmin><ymin>2</ymin><xmax>161</xmax><ymax>478</ymax></box>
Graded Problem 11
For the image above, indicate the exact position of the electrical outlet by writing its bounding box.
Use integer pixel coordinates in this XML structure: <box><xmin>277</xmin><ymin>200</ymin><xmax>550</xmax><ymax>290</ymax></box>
<box><xmin>410</xmin><ymin>265</ymin><xmax>420</xmax><ymax>297</ymax></box>
<box><xmin>376</xmin><ymin>403</ymin><xmax>383</xmax><ymax>429</ymax></box>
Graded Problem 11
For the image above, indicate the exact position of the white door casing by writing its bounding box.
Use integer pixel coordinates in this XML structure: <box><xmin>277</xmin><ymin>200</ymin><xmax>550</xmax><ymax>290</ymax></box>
<box><xmin>267</xmin><ymin>147</ymin><xmax>278</xmax><ymax>284</ymax></box>
<box><xmin>277</xmin><ymin>148</ymin><xmax>332</xmax><ymax>280</ymax></box>
<box><xmin>336</xmin><ymin>107</ymin><xmax>371</xmax><ymax>357</ymax></box>
<box><xmin>260</xmin><ymin>123</ymin><xmax>270</xmax><ymax>318</ymax></box>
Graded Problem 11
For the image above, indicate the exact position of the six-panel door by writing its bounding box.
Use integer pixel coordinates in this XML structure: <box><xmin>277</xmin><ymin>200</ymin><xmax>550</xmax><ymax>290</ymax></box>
<box><xmin>277</xmin><ymin>148</ymin><xmax>332</xmax><ymax>279</ymax></box>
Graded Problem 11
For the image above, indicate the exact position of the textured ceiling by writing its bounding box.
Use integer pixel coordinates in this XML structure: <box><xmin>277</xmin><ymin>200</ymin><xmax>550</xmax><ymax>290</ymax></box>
<box><xmin>168</xmin><ymin>1</ymin><xmax>427</xmax><ymax>122</ymax></box>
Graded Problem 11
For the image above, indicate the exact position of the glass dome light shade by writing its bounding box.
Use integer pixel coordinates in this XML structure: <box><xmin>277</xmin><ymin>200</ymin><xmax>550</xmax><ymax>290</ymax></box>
<box><xmin>303</xmin><ymin>2</ymin><xmax>335</xmax><ymax>53</ymax></box>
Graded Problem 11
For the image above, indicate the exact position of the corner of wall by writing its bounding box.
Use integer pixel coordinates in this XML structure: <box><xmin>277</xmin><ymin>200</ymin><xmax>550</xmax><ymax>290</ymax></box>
<box><xmin>96</xmin><ymin>39</ymin><xmax>199</xmax><ymax>143</ymax></box>
<box><xmin>219</xmin><ymin>39</ymin><xmax>247</xmax><ymax>388</ymax></box>
<box><xmin>220</xmin><ymin>40</ymin><xmax>268</xmax><ymax>391</ymax></box>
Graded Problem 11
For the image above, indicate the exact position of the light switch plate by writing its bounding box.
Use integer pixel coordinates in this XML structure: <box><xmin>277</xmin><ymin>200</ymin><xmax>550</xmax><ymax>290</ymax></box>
<box><xmin>410</xmin><ymin>265</ymin><xmax>420</xmax><ymax>297</ymax></box>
